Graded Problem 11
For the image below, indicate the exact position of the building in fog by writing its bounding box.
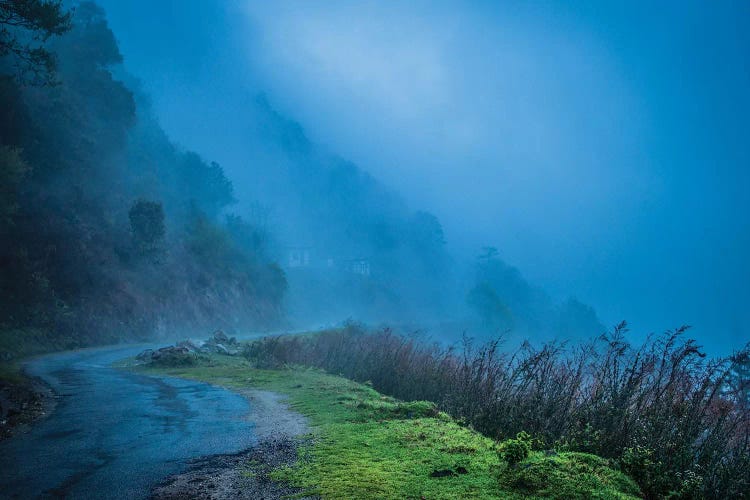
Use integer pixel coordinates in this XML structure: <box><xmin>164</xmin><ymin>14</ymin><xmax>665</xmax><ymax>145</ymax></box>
<box><xmin>286</xmin><ymin>246</ymin><xmax>311</xmax><ymax>268</ymax></box>
<box><xmin>284</xmin><ymin>245</ymin><xmax>371</xmax><ymax>276</ymax></box>
<box><xmin>348</xmin><ymin>258</ymin><xmax>371</xmax><ymax>276</ymax></box>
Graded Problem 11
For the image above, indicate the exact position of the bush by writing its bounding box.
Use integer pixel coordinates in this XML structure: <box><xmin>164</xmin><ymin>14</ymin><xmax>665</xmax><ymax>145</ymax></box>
<box><xmin>499</xmin><ymin>432</ymin><xmax>531</xmax><ymax>465</ymax></box>
<box><xmin>500</xmin><ymin>452</ymin><xmax>642</xmax><ymax>498</ymax></box>
<box><xmin>242</xmin><ymin>324</ymin><xmax>750</xmax><ymax>498</ymax></box>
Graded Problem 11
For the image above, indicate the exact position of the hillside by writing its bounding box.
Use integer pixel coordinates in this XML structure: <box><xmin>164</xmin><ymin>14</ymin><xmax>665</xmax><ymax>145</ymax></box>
<box><xmin>134</xmin><ymin>350</ymin><xmax>641</xmax><ymax>499</ymax></box>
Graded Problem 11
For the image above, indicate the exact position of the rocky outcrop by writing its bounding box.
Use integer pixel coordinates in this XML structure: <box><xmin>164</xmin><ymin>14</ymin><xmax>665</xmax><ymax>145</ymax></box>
<box><xmin>199</xmin><ymin>330</ymin><xmax>240</xmax><ymax>356</ymax></box>
<box><xmin>135</xmin><ymin>330</ymin><xmax>241</xmax><ymax>365</ymax></box>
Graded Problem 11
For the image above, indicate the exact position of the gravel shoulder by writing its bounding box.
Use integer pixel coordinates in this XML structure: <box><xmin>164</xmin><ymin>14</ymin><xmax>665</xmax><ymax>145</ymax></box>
<box><xmin>150</xmin><ymin>388</ymin><xmax>315</xmax><ymax>500</ymax></box>
<box><xmin>0</xmin><ymin>369</ymin><xmax>56</xmax><ymax>441</ymax></box>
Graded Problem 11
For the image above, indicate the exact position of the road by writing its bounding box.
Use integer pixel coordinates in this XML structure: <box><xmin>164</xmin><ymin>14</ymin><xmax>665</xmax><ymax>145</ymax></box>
<box><xmin>0</xmin><ymin>345</ymin><xmax>258</xmax><ymax>499</ymax></box>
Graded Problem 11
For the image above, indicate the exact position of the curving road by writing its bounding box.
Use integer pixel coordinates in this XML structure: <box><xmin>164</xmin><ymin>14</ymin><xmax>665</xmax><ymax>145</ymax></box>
<box><xmin>0</xmin><ymin>345</ymin><xmax>258</xmax><ymax>499</ymax></box>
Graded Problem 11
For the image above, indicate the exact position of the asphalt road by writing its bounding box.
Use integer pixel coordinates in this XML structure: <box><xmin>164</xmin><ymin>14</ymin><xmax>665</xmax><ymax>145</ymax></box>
<box><xmin>0</xmin><ymin>345</ymin><xmax>257</xmax><ymax>499</ymax></box>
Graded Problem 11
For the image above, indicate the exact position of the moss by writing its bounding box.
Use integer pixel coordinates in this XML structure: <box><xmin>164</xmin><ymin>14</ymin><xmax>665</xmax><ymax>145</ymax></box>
<box><xmin>500</xmin><ymin>452</ymin><xmax>641</xmax><ymax>499</ymax></box>
<box><xmin>130</xmin><ymin>355</ymin><xmax>641</xmax><ymax>499</ymax></box>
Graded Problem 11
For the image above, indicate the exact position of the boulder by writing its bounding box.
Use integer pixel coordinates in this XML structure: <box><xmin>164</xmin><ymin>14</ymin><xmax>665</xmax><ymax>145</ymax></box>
<box><xmin>136</xmin><ymin>345</ymin><xmax>194</xmax><ymax>366</ymax></box>
<box><xmin>211</xmin><ymin>330</ymin><xmax>229</xmax><ymax>344</ymax></box>
<box><xmin>176</xmin><ymin>340</ymin><xmax>201</xmax><ymax>353</ymax></box>
<box><xmin>200</xmin><ymin>330</ymin><xmax>239</xmax><ymax>355</ymax></box>
<box><xmin>154</xmin><ymin>346</ymin><xmax>194</xmax><ymax>366</ymax></box>
<box><xmin>136</xmin><ymin>349</ymin><xmax>155</xmax><ymax>362</ymax></box>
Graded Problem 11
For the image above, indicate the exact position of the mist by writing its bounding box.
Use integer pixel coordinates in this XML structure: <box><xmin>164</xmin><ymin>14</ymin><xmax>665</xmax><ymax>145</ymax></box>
<box><xmin>86</xmin><ymin>0</ymin><xmax>748</xmax><ymax>354</ymax></box>
<box><xmin>2</xmin><ymin>2</ymin><xmax>750</xmax><ymax>498</ymax></box>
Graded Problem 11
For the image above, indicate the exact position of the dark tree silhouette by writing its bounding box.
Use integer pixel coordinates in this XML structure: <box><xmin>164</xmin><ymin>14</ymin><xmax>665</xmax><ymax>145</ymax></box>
<box><xmin>129</xmin><ymin>200</ymin><xmax>166</xmax><ymax>256</ymax></box>
<box><xmin>0</xmin><ymin>0</ymin><xmax>72</xmax><ymax>85</ymax></box>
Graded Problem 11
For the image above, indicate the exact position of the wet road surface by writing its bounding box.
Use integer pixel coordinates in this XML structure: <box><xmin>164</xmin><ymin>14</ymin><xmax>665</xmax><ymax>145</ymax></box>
<box><xmin>0</xmin><ymin>345</ymin><xmax>257</xmax><ymax>499</ymax></box>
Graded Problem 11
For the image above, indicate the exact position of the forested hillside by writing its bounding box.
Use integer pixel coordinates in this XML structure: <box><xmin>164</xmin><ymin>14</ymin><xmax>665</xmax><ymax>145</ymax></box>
<box><xmin>0</xmin><ymin>3</ymin><xmax>286</xmax><ymax>355</ymax></box>
<box><xmin>0</xmin><ymin>1</ymin><xmax>606</xmax><ymax>357</ymax></box>
<box><xmin>228</xmin><ymin>97</ymin><xmax>605</xmax><ymax>339</ymax></box>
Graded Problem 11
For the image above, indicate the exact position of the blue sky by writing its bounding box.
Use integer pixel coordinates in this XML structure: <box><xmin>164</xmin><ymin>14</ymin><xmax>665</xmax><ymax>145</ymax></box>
<box><xmin>98</xmin><ymin>0</ymin><xmax>749</xmax><ymax>354</ymax></box>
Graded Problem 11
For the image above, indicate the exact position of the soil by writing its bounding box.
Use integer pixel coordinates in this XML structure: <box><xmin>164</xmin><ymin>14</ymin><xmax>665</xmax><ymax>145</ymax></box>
<box><xmin>150</xmin><ymin>388</ymin><xmax>316</xmax><ymax>499</ymax></box>
<box><xmin>0</xmin><ymin>373</ymin><xmax>55</xmax><ymax>441</ymax></box>
<box><xmin>151</xmin><ymin>436</ymin><xmax>317</xmax><ymax>500</ymax></box>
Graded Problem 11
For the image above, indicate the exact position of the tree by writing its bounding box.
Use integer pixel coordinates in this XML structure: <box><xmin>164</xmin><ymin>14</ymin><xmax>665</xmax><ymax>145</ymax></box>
<box><xmin>0</xmin><ymin>0</ymin><xmax>72</xmax><ymax>85</ymax></box>
<box><xmin>0</xmin><ymin>145</ymin><xmax>28</xmax><ymax>229</ymax></box>
<box><xmin>178</xmin><ymin>153</ymin><xmax>234</xmax><ymax>217</ymax></box>
<box><xmin>408</xmin><ymin>211</ymin><xmax>445</xmax><ymax>250</ymax></box>
<box><xmin>467</xmin><ymin>281</ymin><xmax>514</xmax><ymax>331</ymax></box>
<box><xmin>129</xmin><ymin>200</ymin><xmax>165</xmax><ymax>256</ymax></box>
<box><xmin>478</xmin><ymin>246</ymin><xmax>499</xmax><ymax>263</ymax></box>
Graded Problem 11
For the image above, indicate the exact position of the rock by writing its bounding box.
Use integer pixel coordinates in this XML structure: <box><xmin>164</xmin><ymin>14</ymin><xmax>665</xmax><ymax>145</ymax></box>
<box><xmin>156</xmin><ymin>346</ymin><xmax>189</xmax><ymax>356</ymax></box>
<box><xmin>138</xmin><ymin>345</ymin><xmax>195</xmax><ymax>366</ymax></box>
<box><xmin>176</xmin><ymin>340</ymin><xmax>201</xmax><ymax>353</ymax></box>
<box><xmin>135</xmin><ymin>349</ymin><xmax>155</xmax><ymax>362</ymax></box>
<box><xmin>200</xmin><ymin>330</ymin><xmax>240</xmax><ymax>355</ymax></box>
<box><xmin>211</xmin><ymin>330</ymin><xmax>230</xmax><ymax>344</ymax></box>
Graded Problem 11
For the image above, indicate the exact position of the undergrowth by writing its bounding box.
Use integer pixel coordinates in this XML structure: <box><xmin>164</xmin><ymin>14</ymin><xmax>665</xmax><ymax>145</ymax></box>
<box><xmin>135</xmin><ymin>355</ymin><xmax>640</xmax><ymax>499</ymax></box>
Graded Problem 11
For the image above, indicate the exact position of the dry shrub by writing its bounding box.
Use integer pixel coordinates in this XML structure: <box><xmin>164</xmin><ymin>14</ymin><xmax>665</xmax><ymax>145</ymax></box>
<box><xmin>245</xmin><ymin>322</ymin><xmax>750</xmax><ymax>498</ymax></box>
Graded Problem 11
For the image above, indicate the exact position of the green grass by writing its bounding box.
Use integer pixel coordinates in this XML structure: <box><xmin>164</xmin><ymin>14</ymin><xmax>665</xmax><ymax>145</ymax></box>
<box><xmin>131</xmin><ymin>355</ymin><xmax>641</xmax><ymax>499</ymax></box>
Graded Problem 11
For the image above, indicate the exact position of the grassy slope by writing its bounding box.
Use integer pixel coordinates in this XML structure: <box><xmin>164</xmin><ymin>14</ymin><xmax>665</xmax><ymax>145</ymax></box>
<box><xmin>133</xmin><ymin>355</ymin><xmax>641</xmax><ymax>499</ymax></box>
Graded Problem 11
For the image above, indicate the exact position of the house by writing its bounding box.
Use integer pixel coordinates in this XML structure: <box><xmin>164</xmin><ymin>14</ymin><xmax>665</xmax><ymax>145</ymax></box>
<box><xmin>349</xmin><ymin>258</ymin><xmax>371</xmax><ymax>276</ymax></box>
<box><xmin>286</xmin><ymin>246</ymin><xmax>311</xmax><ymax>268</ymax></box>
<box><xmin>283</xmin><ymin>244</ymin><xmax>371</xmax><ymax>277</ymax></box>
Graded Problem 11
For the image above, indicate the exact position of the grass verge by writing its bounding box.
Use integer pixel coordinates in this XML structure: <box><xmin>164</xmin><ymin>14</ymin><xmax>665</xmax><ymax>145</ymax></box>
<box><xmin>131</xmin><ymin>354</ymin><xmax>641</xmax><ymax>499</ymax></box>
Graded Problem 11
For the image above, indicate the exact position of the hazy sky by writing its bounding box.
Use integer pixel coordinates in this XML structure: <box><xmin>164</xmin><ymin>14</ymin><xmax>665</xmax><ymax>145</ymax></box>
<box><xmin>97</xmin><ymin>0</ymin><xmax>749</xmax><ymax>353</ymax></box>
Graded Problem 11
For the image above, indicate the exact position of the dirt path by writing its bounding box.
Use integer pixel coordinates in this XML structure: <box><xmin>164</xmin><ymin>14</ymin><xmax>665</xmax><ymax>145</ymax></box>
<box><xmin>151</xmin><ymin>388</ymin><xmax>315</xmax><ymax>499</ymax></box>
<box><xmin>0</xmin><ymin>346</ymin><xmax>310</xmax><ymax>499</ymax></box>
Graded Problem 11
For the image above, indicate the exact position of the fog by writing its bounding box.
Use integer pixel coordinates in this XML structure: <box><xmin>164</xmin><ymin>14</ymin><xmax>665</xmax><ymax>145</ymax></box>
<box><xmin>78</xmin><ymin>0</ymin><xmax>749</xmax><ymax>353</ymax></box>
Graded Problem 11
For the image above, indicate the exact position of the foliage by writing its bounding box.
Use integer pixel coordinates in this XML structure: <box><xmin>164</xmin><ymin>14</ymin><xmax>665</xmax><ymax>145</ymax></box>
<box><xmin>137</xmin><ymin>354</ymin><xmax>640</xmax><ymax>499</ymax></box>
<box><xmin>241</xmin><ymin>325</ymin><xmax>750</xmax><ymax>498</ymax></box>
<box><xmin>467</xmin><ymin>281</ymin><xmax>514</xmax><ymax>331</ymax></box>
<box><xmin>499</xmin><ymin>451</ymin><xmax>640</xmax><ymax>499</ymax></box>
<box><xmin>0</xmin><ymin>0</ymin><xmax>72</xmax><ymax>85</ymax></box>
<box><xmin>0</xmin><ymin>145</ymin><xmax>28</xmax><ymax>228</ymax></box>
<box><xmin>468</xmin><ymin>250</ymin><xmax>604</xmax><ymax>341</ymax></box>
<box><xmin>0</xmin><ymin>4</ymin><xmax>287</xmax><ymax>354</ymax></box>
<box><xmin>499</xmin><ymin>431</ymin><xmax>532</xmax><ymax>465</ymax></box>
<box><xmin>128</xmin><ymin>199</ymin><xmax>165</xmax><ymax>256</ymax></box>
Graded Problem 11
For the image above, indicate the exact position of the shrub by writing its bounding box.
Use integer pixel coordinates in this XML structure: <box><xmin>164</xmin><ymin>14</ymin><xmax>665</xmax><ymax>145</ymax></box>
<box><xmin>242</xmin><ymin>323</ymin><xmax>750</xmax><ymax>498</ymax></box>
<box><xmin>499</xmin><ymin>431</ymin><xmax>531</xmax><ymax>465</ymax></box>
<box><xmin>500</xmin><ymin>452</ymin><xmax>642</xmax><ymax>498</ymax></box>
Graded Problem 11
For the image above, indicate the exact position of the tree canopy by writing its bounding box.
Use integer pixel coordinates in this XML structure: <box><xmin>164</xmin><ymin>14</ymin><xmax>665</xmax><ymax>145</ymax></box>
<box><xmin>0</xmin><ymin>0</ymin><xmax>72</xmax><ymax>85</ymax></box>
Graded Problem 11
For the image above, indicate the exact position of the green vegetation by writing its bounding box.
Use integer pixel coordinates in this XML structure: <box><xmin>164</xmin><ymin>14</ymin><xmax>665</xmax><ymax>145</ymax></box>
<box><xmin>1</xmin><ymin>3</ymin><xmax>287</xmax><ymax>352</ymax></box>
<box><xmin>499</xmin><ymin>452</ymin><xmax>641</xmax><ymax>499</ymax></box>
<box><xmin>498</xmin><ymin>432</ymin><xmax>531</xmax><ymax>466</ymax></box>
<box><xmin>242</xmin><ymin>325</ymin><xmax>750</xmax><ymax>498</ymax></box>
<box><xmin>134</xmin><ymin>354</ymin><xmax>640</xmax><ymax>499</ymax></box>
<box><xmin>0</xmin><ymin>327</ymin><xmax>76</xmax><ymax>363</ymax></box>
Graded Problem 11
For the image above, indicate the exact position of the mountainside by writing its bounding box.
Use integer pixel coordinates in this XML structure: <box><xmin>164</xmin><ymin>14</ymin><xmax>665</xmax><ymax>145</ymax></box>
<box><xmin>0</xmin><ymin>4</ymin><xmax>285</xmax><ymax>355</ymax></box>
<box><xmin>0</xmin><ymin>2</ymin><xmax>603</xmax><ymax>358</ymax></box>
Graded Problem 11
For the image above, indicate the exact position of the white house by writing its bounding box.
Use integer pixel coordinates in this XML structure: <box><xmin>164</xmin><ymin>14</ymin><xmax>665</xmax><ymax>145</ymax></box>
<box><xmin>286</xmin><ymin>246</ymin><xmax>311</xmax><ymax>268</ymax></box>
